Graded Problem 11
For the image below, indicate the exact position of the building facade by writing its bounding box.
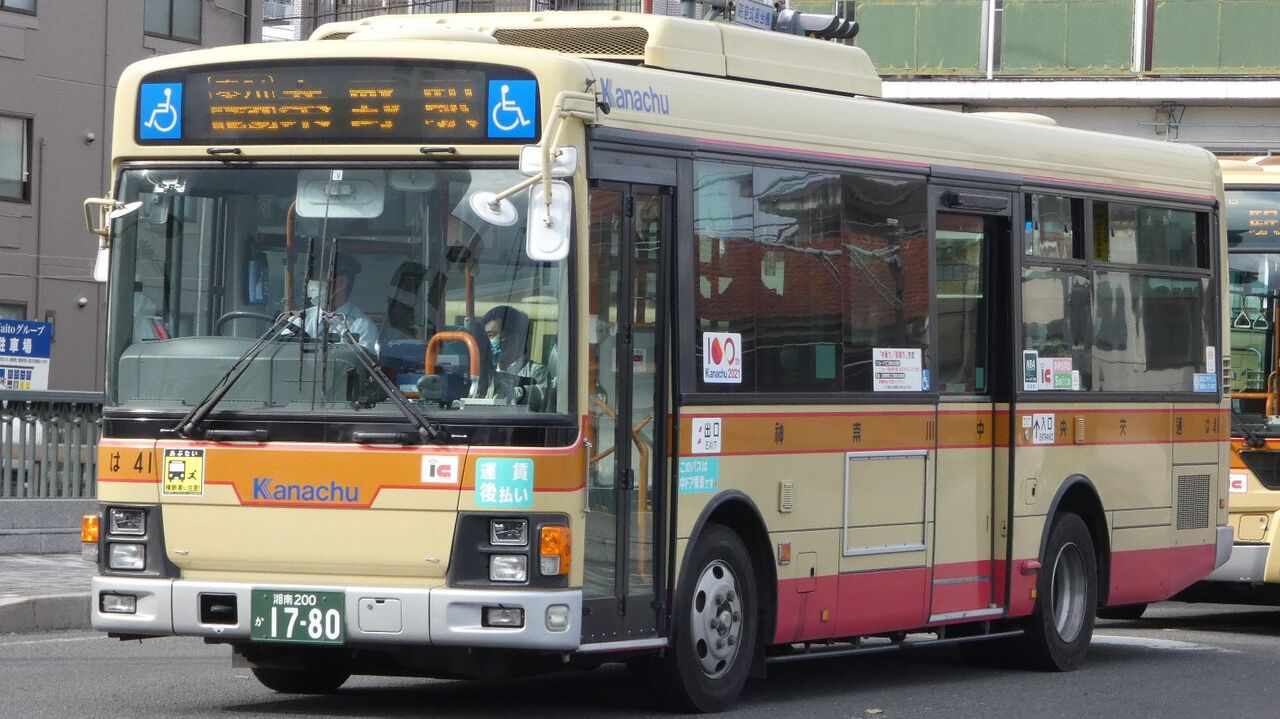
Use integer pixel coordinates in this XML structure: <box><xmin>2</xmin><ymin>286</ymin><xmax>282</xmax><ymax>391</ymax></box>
<box><xmin>826</xmin><ymin>0</ymin><xmax>1280</xmax><ymax>151</ymax></box>
<box><xmin>0</xmin><ymin>0</ymin><xmax>259</xmax><ymax>391</ymax></box>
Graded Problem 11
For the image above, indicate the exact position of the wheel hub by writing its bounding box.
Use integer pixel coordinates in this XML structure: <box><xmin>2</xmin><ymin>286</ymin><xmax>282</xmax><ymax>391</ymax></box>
<box><xmin>689</xmin><ymin>559</ymin><xmax>743</xmax><ymax>679</ymax></box>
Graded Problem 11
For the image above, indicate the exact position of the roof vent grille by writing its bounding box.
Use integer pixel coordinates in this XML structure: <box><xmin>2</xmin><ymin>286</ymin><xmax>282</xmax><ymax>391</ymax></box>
<box><xmin>493</xmin><ymin>26</ymin><xmax>649</xmax><ymax>57</ymax></box>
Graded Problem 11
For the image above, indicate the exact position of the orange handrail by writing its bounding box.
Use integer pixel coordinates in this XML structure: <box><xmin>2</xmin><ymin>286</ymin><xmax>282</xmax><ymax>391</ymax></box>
<box><xmin>424</xmin><ymin>331</ymin><xmax>481</xmax><ymax>377</ymax></box>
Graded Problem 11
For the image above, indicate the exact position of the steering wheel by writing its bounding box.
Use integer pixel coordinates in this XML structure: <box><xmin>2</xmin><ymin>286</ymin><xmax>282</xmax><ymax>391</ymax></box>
<box><xmin>215</xmin><ymin>310</ymin><xmax>276</xmax><ymax>335</ymax></box>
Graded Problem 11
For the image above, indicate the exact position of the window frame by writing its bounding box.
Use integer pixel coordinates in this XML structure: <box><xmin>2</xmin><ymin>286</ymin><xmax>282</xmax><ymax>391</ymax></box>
<box><xmin>1018</xmin><ymin>185</ymin><xmax>1218</xmax><ymax>400</ymax></box>
<box><xmin>144</xmin><ymin>0</ymin><xmax>202</xmax><ymax>44</ymax></box>
<box><xmin>0</xmin><ymin>114</ymin><xmax>32</xmax><ymax>204</ymax></box>
<box><xmin>0</xmin><ymin>0</ymin><xmax>36</xmax><ymax>16</ymax></box>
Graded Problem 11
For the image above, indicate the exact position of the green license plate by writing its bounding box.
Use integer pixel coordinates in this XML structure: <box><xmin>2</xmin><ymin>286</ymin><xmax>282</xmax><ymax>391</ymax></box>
<box><xmin>250</xmin><ymin>590</ymin><xmax>345</xmax><ymax>644</ymax></box>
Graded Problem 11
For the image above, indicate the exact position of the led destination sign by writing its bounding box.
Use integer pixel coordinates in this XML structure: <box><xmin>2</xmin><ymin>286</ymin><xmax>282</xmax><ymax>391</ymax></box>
<box><xmin>136</xmin><ymin>61</ymin><xmax>539</xmax><ymax>145</ymax></box>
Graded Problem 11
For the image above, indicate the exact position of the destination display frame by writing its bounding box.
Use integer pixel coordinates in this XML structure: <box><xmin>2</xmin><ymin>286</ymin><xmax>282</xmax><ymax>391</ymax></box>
<box><xmin>135</xmin><ymin>59</ymin><xmax>540</xmax><ymax>146</ymax></box>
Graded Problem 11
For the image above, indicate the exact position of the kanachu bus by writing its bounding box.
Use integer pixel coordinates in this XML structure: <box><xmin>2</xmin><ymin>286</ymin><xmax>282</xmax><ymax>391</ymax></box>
<box><xmin>1181</xmin><ymin>155</ymin><xmax>1280</xmax><ymax>605</ymax></box>
<box><xmin>81</xmin><ymin>11</ymin><xmax>1231</xmax><ymax>711</ymax></box>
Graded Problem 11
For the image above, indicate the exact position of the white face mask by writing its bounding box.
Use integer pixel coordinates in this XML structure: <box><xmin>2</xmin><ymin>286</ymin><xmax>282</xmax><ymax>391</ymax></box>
<box><xmin>306</xmin><ymin>280</ymin><xmax>326</xmax><ymax>306</ymax></box>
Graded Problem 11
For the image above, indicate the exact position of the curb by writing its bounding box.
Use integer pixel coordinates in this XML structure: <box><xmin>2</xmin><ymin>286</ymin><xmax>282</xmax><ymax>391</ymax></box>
<box><xmin>0</xmin><ymin>594</ymin><xmax>91</xmax><ymax>634</ymax></box>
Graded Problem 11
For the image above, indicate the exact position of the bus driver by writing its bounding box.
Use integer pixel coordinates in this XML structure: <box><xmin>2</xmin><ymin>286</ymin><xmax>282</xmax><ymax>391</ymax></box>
<box><xmin>288</xmin><ymin>252</ymin><xmax>378</xmax><ymax>352</ymax></box>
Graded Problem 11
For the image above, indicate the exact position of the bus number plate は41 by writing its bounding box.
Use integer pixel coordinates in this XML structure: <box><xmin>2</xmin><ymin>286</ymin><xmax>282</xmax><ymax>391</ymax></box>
<box><xmin>250</xmin><ymin>590</ymin><xmax>345</xmax><ymax>644</ymax></box>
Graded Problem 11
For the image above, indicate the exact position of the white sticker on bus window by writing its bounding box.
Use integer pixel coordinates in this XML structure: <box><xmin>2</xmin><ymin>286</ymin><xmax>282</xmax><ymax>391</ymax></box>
<box><xmin>1230</xmin><ymin>472</ymin><xmax>1248</xmax><ymax>493</ymax></box>
<box><xmin>1022</xmin><ymin>350</ymin><xmax>1039</xmax><ymax>391</ymax></box>
<box><xmin>421</xmin><ymin>455</ymin><xmax>460</xmax><ymax>485</ymax></box>
<box><xmin>691</xmin><ymin>417</ymin><xmax>722</xmax><ymax>455</ymax></box>
<box><xmin>1032</xmin><ymin>413</ymin><xmax>1056</xmax><ymax>445</ymax></box>
<box><xmin>702</xmin><ymin>332</ymin><xmax>743</xmax><ymax>384</ymax></box>
<box><xmin>1071</xmin><ymin>370</ymin><xmax>1081</xmax><ymax>391</ymax></box>
<box><xmin>872</xmin><ymin>348</ymin><xmax>922</xmax><ymax>391</ymax></box>
<box><xmin>1206</xmin><ymin>346</ymin><xmax>1217</xmax><ymax>372</ymax></box>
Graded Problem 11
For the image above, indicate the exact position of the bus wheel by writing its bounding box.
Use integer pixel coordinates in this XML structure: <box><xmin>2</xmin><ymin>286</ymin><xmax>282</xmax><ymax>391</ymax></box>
<box><xmin>1024</xmin><ymin>512</ymin><xmax>1097</xmax><ymax>671</ymax></box>
<box><xmin>251</xmin><ymin>665</ymin><xmax>350</xmax><ymax>694</ymax></box>
<box><xmin>1097</xmin><ymin>602</ymin><xmax>1147</xmax><ymax>621</ymax></box>
<box><xmin>658</xmin><ymin>524</ymin><xmax>757</xmax><ymax>713</ymax></box>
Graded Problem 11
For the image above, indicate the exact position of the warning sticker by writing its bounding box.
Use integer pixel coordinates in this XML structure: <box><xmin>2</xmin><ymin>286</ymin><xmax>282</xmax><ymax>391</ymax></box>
<box><xmin>162</xmin><ymin>448</ymin><xmax>205</xmax><ymax>496</ymax></box>
<box><xmin>872</xmin><ymin>348</ymin><xmax>923</xmax><ymax>392</ymax></box>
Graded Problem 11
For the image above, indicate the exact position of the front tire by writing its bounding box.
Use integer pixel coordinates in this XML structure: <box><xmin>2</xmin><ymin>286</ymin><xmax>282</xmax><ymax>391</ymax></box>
<box><xmin>657</xmin><ymin>524</ymin><xmax>757</xmax><ymax>713</ymax></box>
<box><xmin>1023</xmin><ymin>512</ymin><xmax>1097</xmax><ymax>671</ymax></box>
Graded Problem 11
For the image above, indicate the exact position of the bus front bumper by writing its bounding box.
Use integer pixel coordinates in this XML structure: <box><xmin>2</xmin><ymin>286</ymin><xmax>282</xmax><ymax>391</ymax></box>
<box><xmin>90</xmin><ymin>576</ymin><xmax>581</xmax><ymax>651</ymax></box>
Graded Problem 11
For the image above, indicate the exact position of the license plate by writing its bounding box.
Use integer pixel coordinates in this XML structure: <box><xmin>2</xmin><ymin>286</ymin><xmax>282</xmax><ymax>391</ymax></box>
<box><xmin>250</xmin><ymin>590</ymin><xmax>345</xmax><ymax>644</ymax></box>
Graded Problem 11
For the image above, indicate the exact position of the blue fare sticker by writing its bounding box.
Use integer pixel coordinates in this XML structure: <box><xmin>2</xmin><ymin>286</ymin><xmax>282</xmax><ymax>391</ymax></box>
<box><xmin>486</xmin><ymin>80</ymin><xmax>537</xmax><ymax>139</ymax></box>
<box><xmin>678</xmin><ymin>457</ymin><xmax>719</xmax><ymax>494</ymax></box>
<box><xmin>139</xmin><ymin>83</ymin><xmax>183</xmax><ymax>140</ymax></box>
<box><xmin>475</xmin><ymin>458</ymin><xmax>534</xmax><ymax>508</ymax></box>
<box><xmin>1193</xmin><ymin>373</ymin><xmax>1218</xmax><ymax>393</ymax></box>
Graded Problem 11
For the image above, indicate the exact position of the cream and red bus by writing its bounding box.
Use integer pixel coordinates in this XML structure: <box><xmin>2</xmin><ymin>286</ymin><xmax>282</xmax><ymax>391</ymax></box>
<box><xmin>1184</xmin><ymin>156</ymin><xmax>1280</xmax><ymax>604</ymax></box>
<box><xmin>81</xmin><ymin>11</ymin><xmax>1231</xmax><ymax>711</ymax></box>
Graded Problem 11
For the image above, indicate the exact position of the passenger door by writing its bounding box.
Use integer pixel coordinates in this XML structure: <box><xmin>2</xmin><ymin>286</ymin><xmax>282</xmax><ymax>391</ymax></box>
<box><xmin>581</xmin><ymin>181</ymin><xmax>673</xmax><ymax>644</ymax></box>
<box><xmin>929</xmin><ymin>187</ymin><xmax>1013</xmax><ymax>621</ymax></box>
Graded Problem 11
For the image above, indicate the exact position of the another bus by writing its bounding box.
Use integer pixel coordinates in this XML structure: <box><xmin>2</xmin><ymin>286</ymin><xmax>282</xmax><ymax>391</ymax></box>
<box><xmin>81</xmin><ymin>12</ymin><xmax>1231</xmax><ymax>711</ymax></box>
<box><xmin>1185</xmin><ymin>156</ymin><xmax>1280</xmax><ymax>604</ymax></box>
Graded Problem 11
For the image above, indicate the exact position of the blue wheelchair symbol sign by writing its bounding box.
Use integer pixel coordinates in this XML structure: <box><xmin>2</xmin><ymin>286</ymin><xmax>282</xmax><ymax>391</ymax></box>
<box><xmin>139</xmin><ymin>83</ymin><xmax>183</xmax><ymax>140</ymax></box>
<box><xmin>486</xmin><ymin>80</ymin><xmax>536</xmax><ymax>139</ymax></box>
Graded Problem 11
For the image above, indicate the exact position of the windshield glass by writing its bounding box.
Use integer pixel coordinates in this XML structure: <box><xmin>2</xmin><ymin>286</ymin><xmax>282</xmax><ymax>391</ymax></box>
<box><xmin>1227</xmin><ymin>188</ymin><xmax>1280</xmax><ymax>433</ymax></box>
<box><xmin>105</xmin><ymin>166</ymin><xmax>569</xmax><ymax>417</ymax></box>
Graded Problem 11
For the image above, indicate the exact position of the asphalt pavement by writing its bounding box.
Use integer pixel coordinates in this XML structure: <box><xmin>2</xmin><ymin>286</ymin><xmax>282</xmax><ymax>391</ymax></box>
<box><xmin>0</xmin><ymin>553</ymin><xmax>94</xmax><ymax>634</ymax></box>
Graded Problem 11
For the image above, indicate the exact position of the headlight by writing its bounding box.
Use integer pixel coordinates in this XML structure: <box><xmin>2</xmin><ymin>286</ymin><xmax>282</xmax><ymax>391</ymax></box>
<box><xmin>489</xmin><ymin>554</ymin><xmax>527</xmax><ymax>583</ymax></box>
<box><xmin>490</xmin><ymin>518</ymin><xmax>528</xmax><ymax>546</ymax></box>
<box><xmin>108</xmin><ymin>542</ymin><xmax>146</xmax><ymax>571</ymax></box>
<box><xmin>109</xmin><ymin>508</ymin><xmax>146</xmax><ymax>536</ymax></box>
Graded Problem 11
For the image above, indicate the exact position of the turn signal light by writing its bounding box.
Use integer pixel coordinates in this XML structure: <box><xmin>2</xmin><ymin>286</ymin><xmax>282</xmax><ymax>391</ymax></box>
<box><xmin>539</xmin><ymin>525</ymin><xmax>570</xmax><ymax>577</ymax></box>
<box><xmin>81</xmin><ymin>514</ymin><xmax>100</xmax><ymax>544</ymax></box>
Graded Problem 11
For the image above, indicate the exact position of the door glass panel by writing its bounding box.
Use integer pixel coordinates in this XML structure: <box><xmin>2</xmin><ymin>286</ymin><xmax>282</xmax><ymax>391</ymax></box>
<box><xmin>936</xmin><ymin>212</ymin><xmax>988</xmax><ymax>393</ymax></box>
<box><xmin>585</xmin><ymin>188</ymin><xmax>624</xmax><ymax>600</ymax></box>
<box><xmin>627</xmin><ymin>192</ymin><xmax>663</xmax><ymax>599</ymax></box>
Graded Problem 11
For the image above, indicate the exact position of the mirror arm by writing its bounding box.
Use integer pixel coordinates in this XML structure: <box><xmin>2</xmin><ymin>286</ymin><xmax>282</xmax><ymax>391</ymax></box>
<box><xmin>538</xmin><ymin>92</ymin><xmax>599</xmax><ymax>226</ymax></box>
<box><xmin>83</xmin><ymin>197</ymin><xmax>115</xmax><ymax>241</ymax></box>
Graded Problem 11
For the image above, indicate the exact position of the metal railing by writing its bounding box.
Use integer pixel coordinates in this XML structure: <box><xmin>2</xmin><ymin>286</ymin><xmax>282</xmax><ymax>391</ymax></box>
<box><xmin>0</xmin><ymin>390</ymin><xmax>103</xmax><ymax>499</ymax></box>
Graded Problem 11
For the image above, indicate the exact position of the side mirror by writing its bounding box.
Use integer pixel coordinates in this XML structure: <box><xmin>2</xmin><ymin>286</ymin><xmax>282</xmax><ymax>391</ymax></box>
<box><xmin>526</xmin><ymin>180</ymin><xmax>572</xmax><ymax>262</ymax></box>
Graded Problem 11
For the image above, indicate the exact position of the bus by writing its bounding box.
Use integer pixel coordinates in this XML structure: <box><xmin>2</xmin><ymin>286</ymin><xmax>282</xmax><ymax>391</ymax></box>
<box><xmin>81</xmin><ymin>11</ymin><xmax>1231</xmax><ymax>711</ymax></box>
<box><xmin>1187</xmin><ymin>155</ymin><xmax>1280</xmax><ymax>604</ymax></box>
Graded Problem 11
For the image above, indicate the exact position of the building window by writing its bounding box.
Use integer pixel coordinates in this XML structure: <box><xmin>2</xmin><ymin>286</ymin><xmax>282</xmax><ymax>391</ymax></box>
<box><xmin>0</xmin><ymin>0</ymin><xmax>36</xmax><ymax>15</ymax></box>
<box><xmin>0</xmin><ymin>303</ymin><xmax>25</xmax><ymax>320</ymax></box>
<box><xmin>0</xmin><ymin>116</ymin><xmax>31</xmax><ymax>203</ymax></box>
<box><xmin>145</xmin><ymin>0</ymin><xmax>201</xmax><ymax>43</ymax></box>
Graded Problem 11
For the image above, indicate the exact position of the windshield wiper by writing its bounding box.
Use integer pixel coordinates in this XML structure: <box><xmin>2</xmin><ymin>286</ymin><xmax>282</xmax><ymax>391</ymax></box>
<box><xmin>171</xmin><ymin>311</ymin><xmax>301</xmax><ymax>440</ymax></box>
<box><xmin>331</xmin><ymin>318</ymin><xmax>451</xmax><ymax>445</ymax></box>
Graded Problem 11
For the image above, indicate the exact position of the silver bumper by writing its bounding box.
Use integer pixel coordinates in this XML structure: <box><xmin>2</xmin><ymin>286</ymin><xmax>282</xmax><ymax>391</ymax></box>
<box><xmin>1205</xmin><ymin>543</ymin><xmax>1267</xmax><ymax>584</ymax></box>
<box><xmin>1215</xmin><ymin>525</ymin><xmax>1235</xmax><ymax>569</ymax></box>
<box><xmin>91</xmin><ymin>576</ymin><xmax>581</xmax><ymax>651</ymax></box>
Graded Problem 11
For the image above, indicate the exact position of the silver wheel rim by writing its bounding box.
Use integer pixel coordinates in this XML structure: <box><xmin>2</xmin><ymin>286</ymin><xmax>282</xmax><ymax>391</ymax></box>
<box><xmin>1050</xmin><ymin>541</ymin><xmax>1087</xmax><ymax>642</ymax></box>
<box><xmin>688</xmin><ymin>558</ymin><xmax>743</xmax><ymax>679</ymax></box>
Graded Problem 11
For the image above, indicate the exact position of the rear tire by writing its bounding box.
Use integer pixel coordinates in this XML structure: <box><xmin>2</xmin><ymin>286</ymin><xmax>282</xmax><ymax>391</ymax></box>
<box><xmin>1022</xmin><ymin>512</ymin><xmax>1097</xmax><ymax>671</ymax></box>
<box><xmin>1097</xmin><ymin>602</ymin><xmax>1147</xmax><ymax>621</ymax></box>
<box><xmin>251</xmin><ymin>665</ymin><xmax>350</xmax><ymax>694</ymax></box>
<box><xmin>656</xmin><ymin>524</ymin><xmax>757</xmax><ymax>713</ymax></box>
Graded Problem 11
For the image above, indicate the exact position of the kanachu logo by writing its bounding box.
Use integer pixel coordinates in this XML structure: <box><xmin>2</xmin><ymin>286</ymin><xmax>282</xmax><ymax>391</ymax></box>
<box><xmin>702</xmin><ymin>331</ymin><xmax>743</xmax><ymax>384</ymax></box>
<box><xmin>252</xmin><ymin>477</ymin><xmax>360</xmax><ymax>504</ymax></box>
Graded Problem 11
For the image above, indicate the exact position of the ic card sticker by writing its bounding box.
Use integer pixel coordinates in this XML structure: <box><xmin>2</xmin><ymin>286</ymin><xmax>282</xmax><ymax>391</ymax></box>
<box><xmin>421</xmin><ymin>455</ymin><xmax>460</xmax><ymax>484</ymax></box>
<box><xmin>162</xmin><ymin>448</ymin><xmax>204</xmax><ymax>495</ymax></box>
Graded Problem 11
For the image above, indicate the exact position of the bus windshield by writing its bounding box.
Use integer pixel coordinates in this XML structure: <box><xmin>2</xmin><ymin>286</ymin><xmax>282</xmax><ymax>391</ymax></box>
<box><xmin>105</xmin><ymin>165</ymin><xmax>569</xmax><ymax>418</ymax></box>
<box><xmin>1227</xmin><ymin>188</ymin><xmax>1280</xmax><ymax>430</ymax></box>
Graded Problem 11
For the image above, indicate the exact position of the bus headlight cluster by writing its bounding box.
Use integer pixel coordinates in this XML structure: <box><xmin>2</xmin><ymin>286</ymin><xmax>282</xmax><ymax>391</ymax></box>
<box><xmin>108</xmin><ymin>542</ymin><xmax>146</xmax><ymax>571</ymax></box>
<box><xmin>109</xmin><ymin>508</ymin><xmax>146</xmax><ymax>535</ymax></box>
<box><xmin>489</xmin><ymin>554</ymin><xmax>528</xmax><ymax>583</ymax></box>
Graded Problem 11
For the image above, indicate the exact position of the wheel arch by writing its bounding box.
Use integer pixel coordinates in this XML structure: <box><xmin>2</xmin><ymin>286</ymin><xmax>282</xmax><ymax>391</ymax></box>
<box><xmin>678</xmin><ymin>490</ymin><xmax>776</xmax><ymax>675</ymax></box>
<box><xmin>1039</xmin><ymin>474</ymin><xmax>1111</xmax><ymax>608</ymax></box>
